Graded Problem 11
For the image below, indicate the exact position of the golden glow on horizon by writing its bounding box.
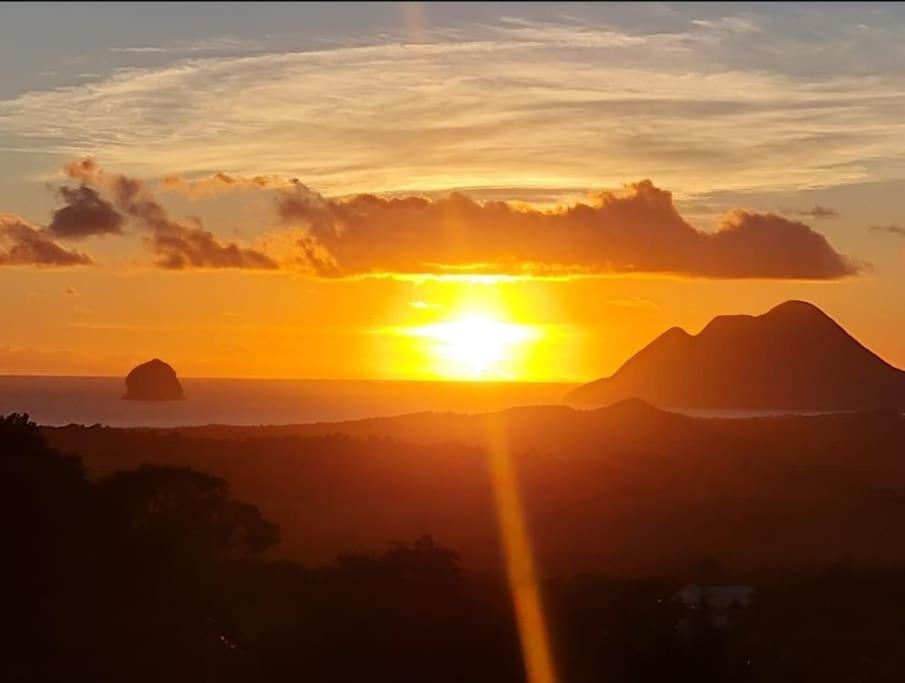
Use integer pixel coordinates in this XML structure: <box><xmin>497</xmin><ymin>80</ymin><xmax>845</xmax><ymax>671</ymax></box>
<box><xmin>406</xmin><ymin>313</ymin><xmax>541</xmax><ymax>380</ymax></box>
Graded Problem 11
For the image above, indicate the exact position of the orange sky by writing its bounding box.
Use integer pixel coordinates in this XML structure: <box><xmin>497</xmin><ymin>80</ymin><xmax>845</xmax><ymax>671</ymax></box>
<box><xmin>2</xmin><ymin>3</ymin><xmax>905</xmax><ymax>382</ymax></box>
<box><xmin>2</xmin><ymin>254</ymin><xmax>900</xmax><ymax>381</ymax></box>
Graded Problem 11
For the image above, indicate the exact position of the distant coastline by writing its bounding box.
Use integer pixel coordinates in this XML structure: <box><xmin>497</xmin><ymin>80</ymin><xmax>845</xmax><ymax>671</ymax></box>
<box><xmin>0</xmin><ymin>375</ymin><xmax>578</xmax><ymax>428</ymax></box>
<box><xmin>2</xmin><ymin>374</ymin><xmax>885</xmax><ymax>429</ymax></box>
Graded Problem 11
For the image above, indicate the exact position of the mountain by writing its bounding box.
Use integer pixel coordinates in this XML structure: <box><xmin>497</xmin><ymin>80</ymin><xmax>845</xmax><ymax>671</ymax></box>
<box><xmin>566</xmin><ymin>300</ymin><xmax>905</xmax><ymax>410</ymax></box>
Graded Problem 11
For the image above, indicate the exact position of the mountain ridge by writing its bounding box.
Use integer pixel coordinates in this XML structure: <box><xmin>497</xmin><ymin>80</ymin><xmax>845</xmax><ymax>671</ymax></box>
<box><xmin>567</xmin><ymin>300</ymin><xmax>905</xmax><ymax>410</ymax></box>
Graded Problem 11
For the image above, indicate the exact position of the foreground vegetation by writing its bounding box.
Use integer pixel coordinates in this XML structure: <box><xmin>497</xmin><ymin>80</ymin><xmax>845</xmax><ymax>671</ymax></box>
<box><xmin>7</xmin><ymin>412</ymin><xmax>905</xmax><ymax>682</ymax></box>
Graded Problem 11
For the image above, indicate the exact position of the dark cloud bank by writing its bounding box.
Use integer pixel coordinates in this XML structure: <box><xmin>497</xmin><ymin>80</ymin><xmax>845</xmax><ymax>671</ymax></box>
<box><xmin>1</xmin><ymin>160</ymin><xmax>859</xmax><ymax>278</ymax></box>
<box><xmin>278</xmin><ymin>179</ymin><xmax>858</xmax><ymax>279</ymax></box>
<box><xmin>65</xmin><ymin>159</ymin><xmax>277</xmax><ymax>270</ymax></box>
<box><xmin>47</xmin><ymin>185</ymin><xmax>124</xmax><ymax>240</ymax></box>
<box><xmin>0</xmin><ymin>215</ymin><xmax>91</xmax><ymax>267</ymax></box>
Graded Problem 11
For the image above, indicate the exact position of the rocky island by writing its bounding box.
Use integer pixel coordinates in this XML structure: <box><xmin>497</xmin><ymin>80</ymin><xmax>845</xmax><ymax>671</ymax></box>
<box><xmin>123</xmin><ymin>359</ymin><xmax>185</xmax><ymax>401</ymax></box>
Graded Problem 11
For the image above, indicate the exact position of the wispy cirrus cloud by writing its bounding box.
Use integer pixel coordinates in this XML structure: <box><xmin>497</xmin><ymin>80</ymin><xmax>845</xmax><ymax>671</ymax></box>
<box><xmin>3</xmin><ymin>17</ymin><xmax>905</xmax><ymax>198</ymax></box>
<box><xmin>870</xmin><ymin>224</ymin><xmax>905</xmax><ymax>237</ymax></box>
<box><xmin>690</xmin><ymin>16</ymin><xmax>761</xmax><ymax>34</ymax></box>
<box><xmin>108</xmin><ymin>36</ymin><xmax>262</xmax><ymax>55</ymax></box>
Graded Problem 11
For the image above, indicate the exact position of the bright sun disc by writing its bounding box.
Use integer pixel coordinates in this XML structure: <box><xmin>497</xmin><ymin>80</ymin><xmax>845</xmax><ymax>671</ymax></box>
<box><xmin>410</xmin><ymin>314</ymin><xmax>539</xmax><ymax>379</ymax></box>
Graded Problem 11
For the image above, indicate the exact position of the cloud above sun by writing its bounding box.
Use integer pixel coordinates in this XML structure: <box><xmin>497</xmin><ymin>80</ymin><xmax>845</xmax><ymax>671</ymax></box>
<box><xmin>278</xmin><ymin>179</ymin><xmax>857</xmax><ymax>279</ymax></box>
<box><xmin>47</xmin><ymin>185</ymin><xmax>124</xmax><ymax>240</ymax></box>
<box><xmin>64</xmin><ymin>159</ymin><xmax>277</xmax><ymax>270</ymax></box>
<box><xmin>0</xmin><ymin>10</ymin><xmax>895</xmax><ymax>279</ymax></box>
<box><xmin>0</xmin><ymin>214</ymin><xmax>91</xmax><ymax>267</ymax></box>
<box><xmin>0</xmin><ymin>158</ymin><xmax>856</xmax><ymax>279</ymax></box>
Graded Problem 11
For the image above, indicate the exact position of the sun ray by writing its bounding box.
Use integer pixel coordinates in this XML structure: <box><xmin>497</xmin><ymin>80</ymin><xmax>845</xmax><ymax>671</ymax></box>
<box><xmin>483</xmin><ymin>414</ymin><xmax>558</xmax><ymax>683</ymax></box>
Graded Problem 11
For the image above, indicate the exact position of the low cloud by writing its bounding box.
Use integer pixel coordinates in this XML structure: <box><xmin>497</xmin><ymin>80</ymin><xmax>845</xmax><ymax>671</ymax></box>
<box><xmin>161</xmin><ymin>172</ymin><xmax>291</xmax><ymax>198</ymax></box>
<box><xmin>795</xmin><ymin>205</ymin><xmax>838</xmax><ymax>219</ymax></box>
<box><xmin>47</xmin><ymin>185</ymin><xmax>124</xmax><ymax>239</ymax></box>
<box><xmin>0</xmin><ymin>214</ymin><xmax>92</xmax><ymax>267</ymax></box>
<box><xmin>65</xmin><ymin>159</ymin><xmax>278</xmax><ymax>270</ymax></box>
<box><xmin>277</xmin><ymin>179</ymin><xmax>859</xmax><ymax>280</ymax></box>
<box><xmin>870</xmin><ymin>224</ymin><xmax>905</xmax><ymax>237</ymax></box>
<box><xmin>150</xmin><ymin>223</ymin><xmax>279</xmax><ymax>270</ymax></box>
<box><xmin>39</xmin><ymin>161</ymin><xmax>860</xmax><ymax>279</ymax></box>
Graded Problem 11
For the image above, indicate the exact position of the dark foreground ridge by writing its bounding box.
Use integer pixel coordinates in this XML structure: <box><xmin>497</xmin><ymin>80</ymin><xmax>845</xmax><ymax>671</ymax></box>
<box><xmin>12</xmin><ymin>404</ymin><xmax>905</xmax><ymax>681</ymax></box>
<box><xmin>124</xmin><ymin>358</ymin><xmax>185</xmax><ymax>401</ymax></box>
<box><xmin>567</xmin><ymin>300</ymin><xmax>905</xmax><ymax>410</ymax></box>
<box><xmin>45</xmin><ymin>401</ymin><xmax>905</xmax><ymax>576</ymax></box>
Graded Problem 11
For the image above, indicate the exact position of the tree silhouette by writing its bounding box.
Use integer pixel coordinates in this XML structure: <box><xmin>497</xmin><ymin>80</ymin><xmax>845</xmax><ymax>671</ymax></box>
<box><xmin>98</xmin><ymin>464</ymin><xmax>278</xmax><ymax>562</ymax></box>
<box><xmin>1</xmin><ymin>414</ymin><xmax>282</xmax><ymax>683</ymax></box>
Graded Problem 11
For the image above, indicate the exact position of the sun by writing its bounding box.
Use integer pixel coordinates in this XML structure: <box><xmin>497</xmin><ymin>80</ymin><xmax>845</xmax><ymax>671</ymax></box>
<box><xmin>409</xmin><ymin>314</ymin><xmax>540</xmax><ymax>380</ymax></box>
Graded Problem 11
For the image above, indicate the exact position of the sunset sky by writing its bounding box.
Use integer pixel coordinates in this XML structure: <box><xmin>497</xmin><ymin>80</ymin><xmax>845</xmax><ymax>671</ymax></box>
<box><xmin>2</xmin><ymin>2</ymin><xmax>904</xmax><ymax>381</ymax></box>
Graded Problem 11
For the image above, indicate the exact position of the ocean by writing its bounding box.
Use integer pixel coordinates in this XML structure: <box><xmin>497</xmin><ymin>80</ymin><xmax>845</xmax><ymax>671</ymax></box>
<box><xmin>0</xmin><ymin>376</ymin><xmax>577</xmax><ymax>427</ymax></box>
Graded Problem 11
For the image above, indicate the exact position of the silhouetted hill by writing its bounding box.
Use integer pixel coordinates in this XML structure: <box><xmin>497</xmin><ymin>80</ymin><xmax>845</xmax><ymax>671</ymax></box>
<box><xmin>14</xmin><ymin>408</ymin><xmax>905</xmax><ymax>682</ymax></box>
<box><xmin>566</xmin><ymin>300</ymin><xmax>905</xmax><ymax>410</ymax></box>
<box><xmin>45</xmin><ymin>404</ymin><xmax>905</xmax><ymax>575</ymax></box>
<box><xmin>113</xmin><ymin>399</ymin><xmax>692</xmax><ymax>452</ymax></box>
